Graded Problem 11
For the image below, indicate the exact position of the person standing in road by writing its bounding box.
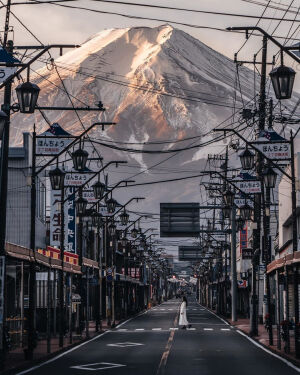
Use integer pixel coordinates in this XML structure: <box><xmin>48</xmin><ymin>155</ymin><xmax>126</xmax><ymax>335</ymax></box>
<box><xmin>179</xmin><ymin>296</ymin><xmax>191</xmax><ymax>329</ymax></box>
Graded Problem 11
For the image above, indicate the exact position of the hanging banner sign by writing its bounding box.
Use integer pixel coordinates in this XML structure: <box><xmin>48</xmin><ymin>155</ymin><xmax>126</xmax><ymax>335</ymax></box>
<box><xmin>65</xmin><ymin>187</ymin><xmax>76</xmax><ymax>253</ymax></box>
<box><xmin>235</xmin><ymin>180</ymin><xmax>261</xmax><ymax>194</ymax></box>
<box><xmin>36</xmin><ymin>123</ymin><xmax>73</xmax><ymax>155</ymax></box>
<box><xmin>242</xmin><ymin>248</ymin><xmax>253</xmax><ymax>259</ymax></box>
<box><xmin>234</xmin><ymin>198</ymin><xmax>254</xmax><ymax>208</ymax></box>
<box><xmin>212</xmin><ymin>233</ymin><xmax>226</xmax><ymax>242</ymax></box>
<box><xmin>82</xmin><ymin>190</ymin><xmax>98</xmax><ymax>203</ymax></box>
<box><xmin>250</xmin><ymin>128</ymin><xmax>290</xmax><ymax>160</ymax></box>
<box><xmin>50</xmin><ymin>187</ymin><xmax>77</xmax><ymax>253</ymax></box>
<box><xmin>253</xmin><ymin>142</ymin><xmax>290</xmax><ymax>160</ymax></box>
<box><xmin>65</xmin><ymin>172</ymin><xmax>90</xmax><ymax>186</ymax></box>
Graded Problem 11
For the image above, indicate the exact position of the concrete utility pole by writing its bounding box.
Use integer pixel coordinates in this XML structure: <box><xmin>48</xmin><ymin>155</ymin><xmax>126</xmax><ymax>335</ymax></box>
<box><xmin>231</xmin><ymin>206</ymin><xmax>237</xmax><ymax>322</ymax></box>
<box><xmin>0</xmin><ymin>30</ymin><xmax>12</xmax><ymax>366</ymax></box>
<box><xmin>250</xmin><ymin>35</ymin><xmax>267</xmax><ymax>337</ymax></box>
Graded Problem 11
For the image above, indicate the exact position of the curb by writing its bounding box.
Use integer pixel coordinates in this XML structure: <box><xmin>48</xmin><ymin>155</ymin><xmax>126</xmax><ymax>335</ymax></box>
<box><xmin>204</xmin><ymin>305</ymin><xmax>300</xmax><ymax>369</ymax></box>
<box><xmin>3</xmin><ymin>308</ymin><xmax>150</xmax><ymax>375</ymax></box>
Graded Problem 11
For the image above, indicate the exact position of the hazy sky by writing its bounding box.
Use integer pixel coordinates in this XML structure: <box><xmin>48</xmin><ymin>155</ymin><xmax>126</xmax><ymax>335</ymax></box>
<box><xmin>2</xmin><ymin>0</ymin><xmax>300</xmax><ymax>82</ymax></box>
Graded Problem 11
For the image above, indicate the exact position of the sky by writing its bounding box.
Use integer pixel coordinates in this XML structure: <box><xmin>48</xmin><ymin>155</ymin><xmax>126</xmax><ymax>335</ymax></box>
<box><xmin>1</xmin><ymin>0</ymin><xmax>299</xmax><ymax>79</ymax></box>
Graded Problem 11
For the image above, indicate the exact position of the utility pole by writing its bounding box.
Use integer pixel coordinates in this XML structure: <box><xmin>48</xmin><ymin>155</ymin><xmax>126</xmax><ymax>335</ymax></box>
<box><xmin>231</xmin><ymin>206</ymin><xmax>237</xmax><ymax>322</ymax></box>
<box><xmin>0</xmin><ymin>0</ymin><xmax>12</xmax><ymax>364</ymax></box>
<box><xmin>250</xmin><ymin>35</ymin><xmax>267</xmax><ymax>337</ymax></box>
<box><xmin>59</xmin><ymin>183</ymin><xmax>65</xmax><ymax>347</ymax></box>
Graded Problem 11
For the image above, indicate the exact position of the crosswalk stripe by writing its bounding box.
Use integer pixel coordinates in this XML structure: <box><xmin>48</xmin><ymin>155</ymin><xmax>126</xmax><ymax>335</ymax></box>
<box><xmin>152</xmin><ymin>328</ymin><xmax>162</xmax><ymax>331</ymax></box>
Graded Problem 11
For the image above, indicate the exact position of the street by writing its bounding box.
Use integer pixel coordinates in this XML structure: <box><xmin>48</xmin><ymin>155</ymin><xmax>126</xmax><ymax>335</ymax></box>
<box><xmin>18</xmin><ymin>297</ymin><xmax>300</xmax><ymax>375</ymax></box>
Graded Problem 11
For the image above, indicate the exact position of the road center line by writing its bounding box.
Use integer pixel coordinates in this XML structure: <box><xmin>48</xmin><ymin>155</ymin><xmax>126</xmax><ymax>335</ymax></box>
<box><xmin>156</xmin><ymin>306</ymin><xmax>179</xmax><ymax>375</ymax></box>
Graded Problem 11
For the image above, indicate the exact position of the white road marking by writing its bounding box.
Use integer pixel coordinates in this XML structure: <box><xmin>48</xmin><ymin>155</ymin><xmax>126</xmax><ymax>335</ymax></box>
<box><xmin>135</xmin><ymin>328</ymin><xmax>145</xmax><ymax>331</ymax></box>
<box><xmin>117</xmin><ymin>329</ymin><xmax>128</xmax><ymax>331</ymax></box>
<box><xmin>70</xmin><ymin>362</ymin><xmax>126</xmax><ymax>371</ymax></box>
<box><xmin>107</xmin><ymin>342</ymin><xmax>144</xmax><ymax>347</ymax></box>
<box><xmin>187</xmin><ymin>328</ymin><xmax>196</xmax><ymax>330</ymax></box>
<box><xmin>169</xmin><ymin>328</ymin><xmax>178</xmax><ymax>331</ymax></box>
<box><xmin>15</xmin><ymin>308</ymin><xmax>150</xmax><ymax>374</ymax></box>
<box><xmin>152</xmin><ymin>328</ymin><xmax>162</xmax><ymax>331</ymax></box>
<box><xmin>203</xmin><ymin>328</ymin><xmax>214</xmax><ymax>331</ymax></box>
<box><xmin>221</xmin><ymin>328</ymin><xmax>231</xmax><ymax>331</ymax></box>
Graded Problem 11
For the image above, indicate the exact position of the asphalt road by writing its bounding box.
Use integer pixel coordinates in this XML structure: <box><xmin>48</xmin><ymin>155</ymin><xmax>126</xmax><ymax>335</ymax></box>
<box><xmin>18</xmin><ymin>297</ymin><xmax>300</xmax><ymax>375</ymax></box>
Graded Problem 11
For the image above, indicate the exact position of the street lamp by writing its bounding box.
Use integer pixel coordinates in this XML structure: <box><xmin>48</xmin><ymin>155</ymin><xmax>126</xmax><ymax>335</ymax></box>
<box><xmin>223</xmin><ymin>190</ymin><xmax>235</xmax><ymax>206</ymax></box>
<box><xmin>222</xmin><ymin>206</ymin><xmax>231</xmax><ymax>218</ymax></box>
<box><xmin>236</xmin><ymin>217</ymin><xmax>245</xmax><ymax>231</ymax></box>
<box><xmin>107</xmin><ymin>197</ymin><xmax>117</xmax><ymax>214</ymax></box>
<box><xmin>120</xmin><ymin>209</ymin><xmax>129</xmax><ymax>226</ymax></box>
<box><xmin>121</xmin><ymin>236</ymin><xmax>128</xmax><ymax>247</ymax></box>
<box><xmin>0</xmin><ymin>110</ymin><xmax>7</xmax><ymax>138</ymax></box>
<box><xmin>240</xmin><ymin>204</ymin><xmax>253</xmax><ymax>221</ymax></box>
<box><xmin>262</xmin><ymin>166</ymin><xmax>277</xmax><ymax>188</ymax></box>
<box><xmin>16</xmin><ymin>81</ymin><xmax>40</xmax><ymax>113</ymax></box>
<box><xmin>92</xmin><ymin>181</ymin><xmax>106</xmax><ymax>200</ymax></box>
<box><xmin>49</xmin><ymin>167</ymin><xmax>65</xmax><ymax>190</ymax></box>
<box><xmin>72</xmin><ymin>148</ymin><xmax>89</xmax><ymax>171</ymax></box>
<box><xmin>131</xmin><ymin>246</ymin><xmax>137</xmax><ymax>255</ymax></box>
<box><xmin>91</xmin><ymin>211</ymin><xmax>103</xmax><ymax>227</ymax></box>
<box><xmin>131</xmin><ymin>227</ymin><xmax>138</xmax><ymax>238</ymax></box>
<box><xmin>75</xmin><ymin>196</ymin><xmax>88</xmax><ymax>215</ymax></box>
<box><xmin>269</xmin><ymin>65</ymin><xmax>296</xmax><ymax>100</ymax></box>
<box><xmin>108</xmin><ymin>222</ymin><xmax>116</xmax><ymax>237</ymax></box>
<box><xmin>239</xmin><ymin>147</ymin><xmax>255</xmax><ymax>170</ymax></box>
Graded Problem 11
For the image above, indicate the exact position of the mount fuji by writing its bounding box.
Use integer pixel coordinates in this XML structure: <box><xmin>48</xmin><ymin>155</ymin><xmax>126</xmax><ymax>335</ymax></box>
<box><xmin>9</xmin><ymin>24</ymin><xmax>299</xmax><ymax>214</ymax></box>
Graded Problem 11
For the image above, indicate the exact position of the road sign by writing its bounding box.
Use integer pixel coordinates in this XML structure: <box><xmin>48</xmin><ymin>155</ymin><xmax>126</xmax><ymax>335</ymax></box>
<box><xmin>160</xmin><ymin>203</ymin><xmax>200</xmax><ymax>237</ymax></box>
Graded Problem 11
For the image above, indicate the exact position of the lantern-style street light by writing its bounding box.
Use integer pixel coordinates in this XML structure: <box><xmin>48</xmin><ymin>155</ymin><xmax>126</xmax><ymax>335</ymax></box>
<box><xmin>269</xmin><ymin>64</ymin><xmax>296</xmax><ymax>100</ymax></box>
<box><xmin>108</xmin><ymin>222</ymin><xmax>116</xmax><ymax>237</ymax></box>
<box><xmin>131</xmin><ymin>246</ymin><xmax>137</xmax><ymax>255</ymax></box>
<box><xmin>72</xmin><ymin>148</ymin><xmax>89</xmax><ymax>171</ymax></box>
<box><xmin>121</xmin><ymin>236</ymin><xmax>128</xmax><ymax>247</ymax></box>
<box><xmin>240</xmin><ymin>203</ymin><xmax>253</xmax><ymax>221</ymax></box>
<box><xmin>75</xmin><ymin>196</ymin><xmax>88</xmax><ymax>215</ymax></box>
<box><xmin>107</xmin><ymin>197</ymin><xmax>117</xmax><ymax>214</ymax></box>
<box><xmin>92</xmin><ymin>181</ymin><xmax>106</xmax><ymax>200</ymax></box>
<box><xmin>131</xmin><ymin>227</ymin><xmax>138</xmax><ymax>238</ymax></box>
<box><xmin>49</xmin><ymin>167</ymin><xmax>65</xmax><ymax>190</ymax></box>
<box><xmin>240</xmin><ymin>147</ymin><xmax>255</xmax><ymax>170</ymax></box>
<box><xmin>236</xmin><ymin>217</ymin><xmax>245</xmax><ymax>232</ymax></box>
<box><xmin>222</xmin><ymin>206</ymin><xmax>231</xmax><ymax>219</ymax></box>
<box><xmin>223</xmin><ymin>190</ymin><xmax>235</xmax><ymax>207</ymax></box>
<box><xmin>120</xmin><ymin>209</ymin><xmax>129</xmax><ymax>226</ymax></box>
<box><xmin>91</xmin><ymin>211</ymin><xmax>103</xmax><ymax>227</ymax></box>
<box><xmin>262</xmin><ymin>166</ymin><xmax>277</xmax><ymax>188</ymax></box>
<box><xmin>16</xmin><ymin>81</ymin><xmax>40</xmax><ymax>113</ymax></box>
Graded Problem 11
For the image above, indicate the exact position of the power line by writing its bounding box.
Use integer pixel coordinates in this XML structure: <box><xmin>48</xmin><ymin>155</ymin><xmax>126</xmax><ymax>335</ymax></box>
<box><xmin>21</xmin><ymin>0</ymin><xmax>300</xmax><ymax>22</ymax></box>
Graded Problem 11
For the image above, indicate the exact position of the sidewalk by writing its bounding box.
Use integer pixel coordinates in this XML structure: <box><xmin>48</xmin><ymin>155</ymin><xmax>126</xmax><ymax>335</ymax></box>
<box><xmin>3</xmin><ymin>319</ymin><xmax>120</xmax><ymax>375</ymax></box>
<box><xmin>228</xmin><ymin>317</ymin><xmax>300</xmax><ymax>367</ymax></box>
